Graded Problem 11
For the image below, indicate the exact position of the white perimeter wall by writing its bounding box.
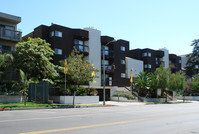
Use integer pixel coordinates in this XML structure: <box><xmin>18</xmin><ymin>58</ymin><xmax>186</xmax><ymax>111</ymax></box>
<box><xmin>84</xmin><ymin>28</ymin><xmax>101</xmax><ymax>88</ymax></box>
<box><xmin>159</xmin><ymin>48</ymin><xmax>169</xmax><ymax>68</ymax></box>
<box><xmin>125</xmin><ymin>57</ymin><xmax>143</xmax><ymax>78</ymax></box>
<box><xmin>60</xmin><ymin>96</ymin><xmax>99</xmax><ymax>104</ymax></box>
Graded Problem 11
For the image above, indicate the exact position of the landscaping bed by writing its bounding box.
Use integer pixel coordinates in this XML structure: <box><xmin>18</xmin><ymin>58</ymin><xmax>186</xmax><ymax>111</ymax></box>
<box><xmin>0</xmin><ymin>102</ymin><xmax>103</xmax><ymax>111</ymax></box>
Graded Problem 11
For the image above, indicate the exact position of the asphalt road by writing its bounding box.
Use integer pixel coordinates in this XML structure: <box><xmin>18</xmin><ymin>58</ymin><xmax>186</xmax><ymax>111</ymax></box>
<box><xmin>0</xmin><ymin>102</ymin><xmax>199</xmax><ymax>134</ymax></box>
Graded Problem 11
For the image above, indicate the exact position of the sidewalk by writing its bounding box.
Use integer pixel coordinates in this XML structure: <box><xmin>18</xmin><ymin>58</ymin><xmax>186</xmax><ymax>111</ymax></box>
<box><xmin>100</xmin><ymin>101</ymin><xmax>145</xmax><ymax>106</ymax></box>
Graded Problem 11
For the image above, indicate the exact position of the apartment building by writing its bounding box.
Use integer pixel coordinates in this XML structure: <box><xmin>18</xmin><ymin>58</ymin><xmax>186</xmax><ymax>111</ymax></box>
<box><xmin>0</xmin><ymin>12</ymin><xmax>22</xmax><ymax>83</ymax></box>
<box><xmin>128</xmin><ymin>48</ymin><xmax>164</xmax><ymax>73</ymax></box>
<box><xmin>0</xmin><ymin>12</ymin><xmax>22</xmax><ymax>53</ymax></box>
<box><xmin>169</xmin><ymin>54</ymin><xmax>181</xmax><ymax>73</ymax></box>
<box><xmin>23</xmin><ymin>24</ymin><xmax>143</xmax><ymax>100</ymax></box>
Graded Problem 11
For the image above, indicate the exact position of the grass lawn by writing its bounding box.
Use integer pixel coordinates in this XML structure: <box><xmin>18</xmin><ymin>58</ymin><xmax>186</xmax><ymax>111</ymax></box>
<box><xmin>0</xmin><ymin>102</ymin><xmax>102</xmax><ymax>109</ymax></box>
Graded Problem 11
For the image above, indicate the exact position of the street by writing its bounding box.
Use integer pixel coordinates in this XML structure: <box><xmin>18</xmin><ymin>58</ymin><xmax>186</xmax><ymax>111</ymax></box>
<box><xmin>0</xmin><ymin>102</ymin><xmax>199</xmax><ymax>134</ymax></box>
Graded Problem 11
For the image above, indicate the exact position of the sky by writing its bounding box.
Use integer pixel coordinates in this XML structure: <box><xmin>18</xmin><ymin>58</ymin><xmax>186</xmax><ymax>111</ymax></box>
<box><xmin>1</xmin><ymin>0</ymin><xmax>199</xmax><ymax>55</ymax></box>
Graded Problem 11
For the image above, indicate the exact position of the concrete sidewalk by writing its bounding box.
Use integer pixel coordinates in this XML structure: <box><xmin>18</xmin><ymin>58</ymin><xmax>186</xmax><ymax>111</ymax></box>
<box><xmin>99</xmin><ymin>101</ymin><xmax>145</xmax><ymax>106</ymax></box>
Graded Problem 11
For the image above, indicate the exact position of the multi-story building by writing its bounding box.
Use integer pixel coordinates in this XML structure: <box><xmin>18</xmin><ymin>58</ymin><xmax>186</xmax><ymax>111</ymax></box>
<box><xmin>128</xmin><ymin>48</ymin><xmax>164</xmax><ymax>73</ymax></box>
<box><xmin>0</xmin><ymin>12</ymin><xmax>22</xmax><ymax>83</ymax></box>
<box><xmin>23</xmin><ymin>24</ymin><xmax>143</xmax><ymax>100</ymax></box>
<box><xmin>23</xmin><ymin>24</ymin><xmax>89</xmax><ymax>65</ymax></box>
<box><xmin>169</xmin><ymin>54</ymin><xmax>181</xmax><ymax>73</ymax></box>
<box><xmin>0</xmin><ymin>12</ymin><xmax>22</xmax><ymax>53</ymax></box>
<box><xmin>101</xmin><ymin>36</ymin><xmax>130</xmax><ymax>87</ymax></box>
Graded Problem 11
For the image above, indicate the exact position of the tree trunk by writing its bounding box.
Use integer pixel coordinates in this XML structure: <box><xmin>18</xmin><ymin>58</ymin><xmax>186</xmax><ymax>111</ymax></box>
<box><xmin>24</xmin><ymin>94</ymin><xmax>27</xmax><ymax>106</ymax></box>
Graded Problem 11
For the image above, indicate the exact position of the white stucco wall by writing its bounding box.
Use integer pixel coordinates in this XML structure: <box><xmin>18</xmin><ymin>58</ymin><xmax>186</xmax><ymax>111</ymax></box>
<box><xmin>60</xmin><ymin>96</ymin><xmax>99</xmax><ymax>104</ymax></box>
<box><xmin>180</xmin><ymin>55</ymin><xmax>188</xmax><ymax>68</ymax></box>
<box><xmin>84</xmin><ymin>28</ymin><xmax>101</xmax><ymax>88</ymax></box>
<box><xmin>0</xmin><ymin>95</ymin><xmax>24</xmax><ymax>103</ymax></box>
<box><xmin>159</xmin><ymin>48</ymin><xmax>169</xmax><ymax>68</ymax></box>
<box><xmin>125</xmin><ymin>57</ymin><xmax>143</xmax><ymax>78</ymax></box>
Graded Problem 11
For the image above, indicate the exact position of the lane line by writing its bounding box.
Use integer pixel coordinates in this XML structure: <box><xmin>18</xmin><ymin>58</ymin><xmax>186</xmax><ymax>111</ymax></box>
<box><xmin>20</xmin><ymin>112</ymin><xmax>199</xmax><ymax>134</ymax></box>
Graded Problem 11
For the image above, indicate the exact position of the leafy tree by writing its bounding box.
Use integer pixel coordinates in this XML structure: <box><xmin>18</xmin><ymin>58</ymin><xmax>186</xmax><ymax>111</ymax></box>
<box><xmin>169</xmin><ymin>72</ymin><xmax>185</xmax><ymax>93</ymax></box>
<box><xmin>148</xmin><ymin>73</ymin><xmax>159</xmax><ymax>98</ymax></box>
<box><xmin>155</xmin><ymin>66</ymin><xmax>171</xmax><ymax>101</ymax></box>
<box><xmin>58</xmin><ymin>49</ymin><xmax>98</xmax><ymax>105</ymax></box>
<box><xmin>14</xmin><ymin>38</ymin><xmax>59</xmax><ymax>83</ymax></box>
<box><xmin>17</xmin><ymin>69</ymin><xmax>37</xmax><ymax>105</ymax></box>
<box><xmin>191</xmin><ymin>74</ymin><xmax>199</xmax><ymax>95</ymax></box>
<box><xmin>135</xmin><ymin>71</ymin><xmax>150</xmax><ymax>97</ymax></box>
<box><xmin>0</xmin><ymin>52</ymin><xmax>13</xmax><ymax>72</ymax></box>
<box><xmin>67</xmin><ymin>50</ymin><xmax>98</xmax><ymax>85</ymax></box>
<box><xmin>186</xmin><ymin>39</ymin><xmax>199</xmax><ymax>76</ymax></box>
<box><xmin>58</xmin><ymin>49</ymin><xmax>98</xmax><ymax>86</ymax></box>
<box><xmin>0</xmin><ymin>52</ymin><xmax>14</xmax><ymax>94</ymax></box>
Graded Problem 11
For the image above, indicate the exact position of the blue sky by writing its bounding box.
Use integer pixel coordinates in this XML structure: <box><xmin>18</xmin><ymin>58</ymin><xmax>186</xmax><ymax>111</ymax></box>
<box><xmin>1</xmin><ymin>0</ymin><xmax>199</xmax><ymax>55</ymax></box>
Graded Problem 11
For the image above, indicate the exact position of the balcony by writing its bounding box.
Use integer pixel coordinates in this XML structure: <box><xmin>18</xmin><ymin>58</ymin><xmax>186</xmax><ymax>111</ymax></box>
<box><xmin>75</xmin><ymin>44</ymin><xmax>89</xmax><ymax>56</ymax></box>
<box><xmin>0</xmin><ymin>27</ymin><xmax>22</xmax><ymax>42</ymax></box>
<box><xmin>169</xmin><ymin>63</ymin><xmax>177</xmax><ymax>69</ymax></box>
<box><xmin>101</xmin><ymin>65</ymin><xmax>115</xmax><ymax>74</ymax></box>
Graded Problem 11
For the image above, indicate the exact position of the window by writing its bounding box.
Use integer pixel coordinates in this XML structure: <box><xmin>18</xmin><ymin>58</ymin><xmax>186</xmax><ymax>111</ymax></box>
<box><xmin>50</xmin><ymin>31</ymin><xmax>62</xmax><ymax>37</ymax></box>
<box><xmin>148</xmin><ymin>53</ymin><xmax>151</xmax><ymax>57</ymax></box>
<box><xmin>55</xmin><ymin>48</ymin><xmax>62</xmax><ymax>55</ymax></box>
<box><xmin>102</xmin><ymin>46</ymin><xmax>109</xmax><ymax>50</ymax></box>
<box><xmin>144</xmin><ymin>64</ymin><xmax>148</xmax><ymax>68</ymax></box>
<box><xmin>55</xmin><ymin>31</ymin><xmax>62</xmax><ymax>37</ymax></box>
<box><xmin>102</xmin><ymin>46</ymin><xmax>109</xmax><ymax>56</ymax></box>
<box><xmin>120</xmin><ymin>46</ymin><xmax>125</xmax><ymax>51</ymax></box>
<box><xmin>121</xmin><ymin>73</ymin><xmax>126</xmax><ymax>78</ymax></box>
<box><xmin>142</xmin><ymin>53</ymin><xmax>147</xmax><ymax>57</ymax></box>
<box><xmin>179</xmin><ymin>60</ymin><xmax>181</xmax><ymax>63</ymax></box>
<box><xmin>74</xmin><ymin>40</ymin><xmax>84</xmax><ymax>45</ymax></box>
<box><xmin>148</xmin><ymin>64</ymin><xmax>151</xmax><ymax>68</ymax></box>
<box><xmin>50</xmin><ymin>31</ymin><xmax>54</xmax><ymax>37</ymax></box>
<box><xmin>109</xmin><ymin>77</ymin><xmax>112</xmax><ymax>86</ymax></box>
<box><xmin>121</xmin><ymin>59</ymin><xmax>125</xmax><ymax>64</ymax></box>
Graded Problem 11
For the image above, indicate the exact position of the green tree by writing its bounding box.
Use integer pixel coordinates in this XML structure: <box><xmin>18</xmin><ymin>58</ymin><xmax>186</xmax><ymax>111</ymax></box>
<box><xmin>17</xmin><ymin>69</ymin><xmax>37</xmax><ymax>105</ymax></box>
<box><xmin>0</xmin><ymin>52</ymin><xmax>13</xmax><ymax>73</ymax></box>
<box><xmin>0</xmin><ymin>52</ymin><xmax>14</xmax><ymax>94</ymax></box>
<box><xmin>59</xmin><ymin>49</ymin><xmax>98</xmax><ymax>105</ymax></box>
<box><xmin>14</xmin><ymin>38</ymin><xmax>59</xmax><ymax>83</ymax></box>
<box><xmin>135</xmin><ymin>71</ymin><xmax>150</xmax><ymax>97</ymax></box>
<box><xmin>192</xmin><ymin>74</ymin><xmax>199</xmax><ymax>95</ymax></box>
<box><xmin>155</xmin><ymin>66</ymin><xmax>171</xmax><ymax>101</ymax></box>
<box><xmin>169</xmin><ymin>72</ymin><xmax>185</xmax><ymax>93</ymax></box>
<box><xmin>67</xmin><ymin>50</ymin><xmax>98</xmax><ymax>85</ymax></box>
<box><xmin>186</xmin><ymin>39</ymin><xmax>199</xmax><ymax>76</ymax></box>
<box><xmin>148</xmin><ymin>73</ymin><xmax>158</xmax><ymax>98</ymax></box>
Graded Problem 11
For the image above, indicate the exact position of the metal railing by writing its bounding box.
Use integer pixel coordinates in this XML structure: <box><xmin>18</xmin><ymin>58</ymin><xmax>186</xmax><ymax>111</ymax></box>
<box><xmin>0</xmin><ymin>27</ymin><xmax>22</xmax><ymax>42</ymax></box>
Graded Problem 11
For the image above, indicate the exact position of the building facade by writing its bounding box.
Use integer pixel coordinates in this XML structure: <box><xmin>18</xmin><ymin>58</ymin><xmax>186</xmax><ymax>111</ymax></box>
<box><xmin>23</xmin><ymin>24</ymin><xmax>139</xmax><ymax>89</ymax></box>
<box><xmin>0</xmin><ymin>12</ymin><xmax>22</xmax><ymax>53</ymax></box>
<box><xmin>128</xmin><ymin>48</ymin><xmax>164</xmax><ymax>73</ymax></box>
<box><xmin>169</xmin><ymin>54</ymin><xmax>181</xmax><ymax>73</ymax></box>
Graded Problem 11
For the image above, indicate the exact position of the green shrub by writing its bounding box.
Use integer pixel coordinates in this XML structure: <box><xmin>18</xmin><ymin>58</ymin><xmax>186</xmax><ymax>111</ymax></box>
<box><xmin>87</xmin><ymin>88</ymin><xmax>98</xmax><ymax>96</ymax></box>
<box><xmin>113</xmin><ymin>92</ymin><xmax>135</xmax><ymax>100</ymax></box>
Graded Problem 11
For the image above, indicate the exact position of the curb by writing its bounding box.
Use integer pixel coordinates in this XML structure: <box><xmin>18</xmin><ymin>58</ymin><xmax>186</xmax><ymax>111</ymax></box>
<box><xmin>0</xmin><ymin>105</ymin><xmax>115</xmax><ymax>111</ymax></box>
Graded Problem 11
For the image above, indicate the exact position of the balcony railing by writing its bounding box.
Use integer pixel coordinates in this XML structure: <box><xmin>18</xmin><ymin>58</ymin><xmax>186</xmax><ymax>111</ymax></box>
<box><xmin>0</xmin><ymin>27</ymin><xmax>22</xmax><ymax>42</ymax></box>
<box><xmin>169</xmin><ymin>63</ymin><xmax>177</xmax><ymax>69</ymax></box>
<box><xmin>101</xmin><ymin>65</ymin><xmax>115</xmax><ymax>73</ymax></box>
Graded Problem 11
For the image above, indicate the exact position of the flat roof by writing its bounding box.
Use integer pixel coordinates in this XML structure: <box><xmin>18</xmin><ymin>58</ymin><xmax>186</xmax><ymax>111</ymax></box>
<box><xmin>0</xmin><ymin>12</ymin><xmax>21</xmax><ymax>24</ymax></box>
